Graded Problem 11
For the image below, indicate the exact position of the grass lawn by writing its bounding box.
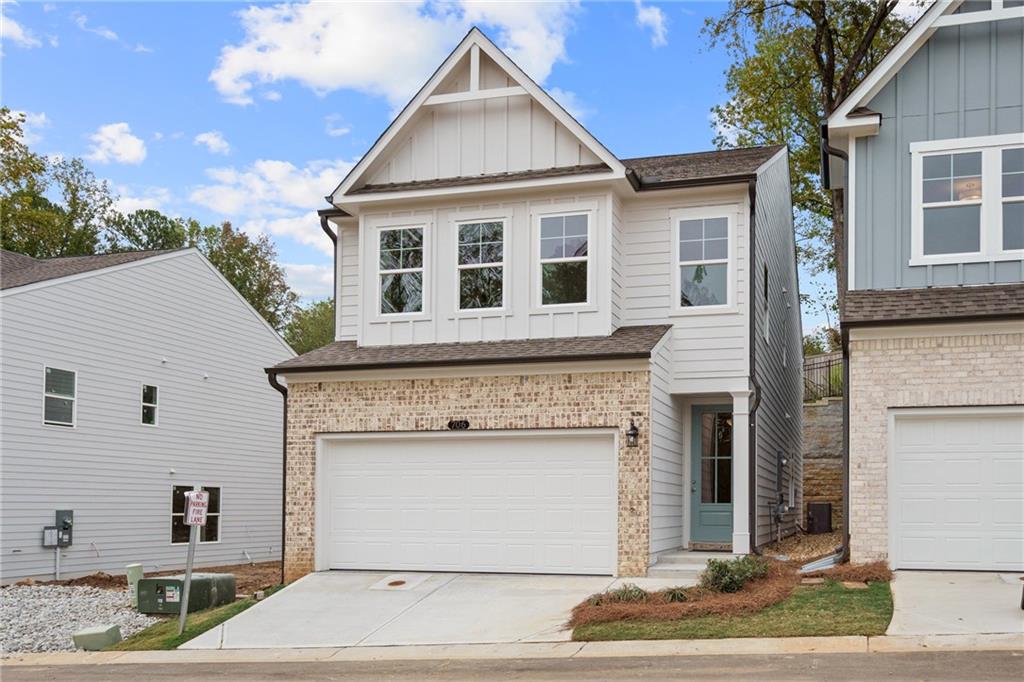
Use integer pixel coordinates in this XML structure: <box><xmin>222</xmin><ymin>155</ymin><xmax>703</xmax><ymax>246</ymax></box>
<box><xmin>574</xmin><ymin>580</ymin><xmax>892</xmax><ymax>641</ymax></box>
<box><xmin>108</xmin><ymin>585</ymin><xmax>282</xmax><ymax>651</ymax></box>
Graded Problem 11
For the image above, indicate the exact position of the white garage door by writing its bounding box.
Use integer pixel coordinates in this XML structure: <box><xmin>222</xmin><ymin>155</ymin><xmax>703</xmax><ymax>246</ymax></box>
<box><xmin>891</xmin><ymin>409</ymin><xmax>1024</xmax><ymax>571</ymax></box>
<box><xmin>319</xmin><ymin>431</ymin><xmax>616</xmax><ymax>575</ymax></box>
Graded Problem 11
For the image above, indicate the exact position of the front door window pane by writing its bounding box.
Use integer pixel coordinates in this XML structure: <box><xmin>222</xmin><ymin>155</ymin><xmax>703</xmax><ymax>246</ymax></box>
<box><xmin>700</xmin><ymin>412</ymin><xmax>733</xmax><ymax>504</ymax></box>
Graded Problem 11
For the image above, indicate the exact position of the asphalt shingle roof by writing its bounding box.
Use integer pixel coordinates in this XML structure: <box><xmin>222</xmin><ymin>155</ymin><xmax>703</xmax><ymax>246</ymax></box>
<box><xmin>842</xmin><ymin>283</ymin><xmax>1024</xmax><ymax>326</ymax></box>
<box><xmin>0</xmin><ymin>249</ymin><xmax>181</xmax><ymax>290</ymax></box>
<box><xmin>272</xmin><ymin>324</ymin><xmax>672</xmax><ymax>373</ymax></box>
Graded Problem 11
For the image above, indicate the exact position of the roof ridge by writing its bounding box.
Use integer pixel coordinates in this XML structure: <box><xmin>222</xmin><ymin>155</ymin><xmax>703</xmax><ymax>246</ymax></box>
<box><xmin>621</xmin><ymin>144</ymin><xmax>785</xmax><ymax>163</ymax></box>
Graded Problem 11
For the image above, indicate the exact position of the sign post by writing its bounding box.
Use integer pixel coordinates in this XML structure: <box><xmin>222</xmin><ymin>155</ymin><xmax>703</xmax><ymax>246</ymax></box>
<box><xmin>177</xmin><ymin>488</ymin><xmax>209</xmax><ymax>636</ymax></box>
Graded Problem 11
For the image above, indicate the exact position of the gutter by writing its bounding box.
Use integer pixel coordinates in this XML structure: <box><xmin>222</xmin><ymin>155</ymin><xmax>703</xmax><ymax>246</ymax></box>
<box><xmin>267</xmin><ymin>371</ymin><xmax>288</xmax><ymax>585</ymax></box>
<box><xmin>318</xmin><ymin>211</ymin><xmax>340</xmax><ymax>330</ymax></box>
<box><xmin>634</xmin><ymin>173</ymin><xmax>757</xmax><ymax>192</ymax></box>
<box><xmin>746</xmin><ymin>178</ymin><xmax>763</xmax><ymax>554</ymax></box>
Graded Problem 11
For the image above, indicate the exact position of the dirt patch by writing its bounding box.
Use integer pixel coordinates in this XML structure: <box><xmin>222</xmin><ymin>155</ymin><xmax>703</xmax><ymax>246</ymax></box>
<box><xmin>803</xmin><ymin>561</ymin><xmax>892</xmax><ymax>583</ymax></box>
<box><xmin>762</xmin><ymin>530</ymin><xmax>843</xmax><ymax>563</ymax></box>
<box><xmin>569</xmin><ymin>561</ymin><xmax>801</xmax><ymax>628</ymax></box>
<box><xmin>38</xmin><ymin>562</ymin><xmax>281</xmax><ymax>595</ymax></box>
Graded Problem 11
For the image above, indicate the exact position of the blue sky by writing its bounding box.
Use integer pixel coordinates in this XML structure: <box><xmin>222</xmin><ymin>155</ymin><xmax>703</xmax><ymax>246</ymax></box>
<box><xmin>3</xmin><ymin>1</ymin><xmax>833</xmax><ymax>333</ymax></box>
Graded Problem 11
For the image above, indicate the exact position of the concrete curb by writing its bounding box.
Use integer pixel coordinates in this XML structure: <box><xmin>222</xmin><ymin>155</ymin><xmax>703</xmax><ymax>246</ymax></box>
<box><xmin>2</xmin><ymin>633</ymin><xmax>1021</xmax><ymax>666</ymax></box>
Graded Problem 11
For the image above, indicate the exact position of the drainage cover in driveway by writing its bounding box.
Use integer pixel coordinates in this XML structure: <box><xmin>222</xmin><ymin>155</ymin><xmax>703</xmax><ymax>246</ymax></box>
<box><xmin>369</xmin><ymin>574</ymin><xmax>433</xmax><ymax>591</ymax></box>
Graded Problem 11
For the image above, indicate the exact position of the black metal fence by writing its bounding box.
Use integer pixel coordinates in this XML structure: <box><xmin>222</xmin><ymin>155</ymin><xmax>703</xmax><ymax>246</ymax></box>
<box><xmin>803</xmin><ymin>351</ymin><xmax>843</xmax><ymax>402</ymax></box>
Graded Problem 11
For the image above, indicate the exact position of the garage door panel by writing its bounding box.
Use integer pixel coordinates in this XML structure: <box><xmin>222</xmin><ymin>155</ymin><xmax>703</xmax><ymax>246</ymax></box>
<box><xmin>892</xmin><ymin>411</ymin><xmax>1024</xmax><ymax>571</ymax></box>
<box><xmin>321</xmin><ymin>433</ymin><xmax>617</xmax><ymax>575</ymax></box>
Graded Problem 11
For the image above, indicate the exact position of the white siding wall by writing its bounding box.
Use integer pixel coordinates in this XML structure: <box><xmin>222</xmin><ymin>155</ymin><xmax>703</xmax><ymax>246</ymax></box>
<box><xmin>364</xmin><ymin>53</ymin><xmax>601</xmax><ymax>186</ymax></box>
<box><xmin>0</xmin><ymin>252</ymin><xmax>293</xmax><ymax>581</ymax></box>
<box><xmin>619</xmin><ymin>186</ymin><xmax>752</xmax><ymax>389</ymax></box>
<box><xmin>338</xmin><ymin>221</ymin><xmax>360</xmax><ymax>341</ymax></box>
<box><xmin>354</xmin><ymin>189</ymin><xmax>614</xmax><ymax>346</ymax></box>
<box><xmin>649</xmin><ymin>332</ymin><xmax>685</xmax><ymax>556</ymax></box>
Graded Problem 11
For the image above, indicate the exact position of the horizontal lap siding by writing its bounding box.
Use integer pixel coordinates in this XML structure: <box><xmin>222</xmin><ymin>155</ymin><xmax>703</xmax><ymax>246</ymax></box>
<box><xmin>0</xmin><ymin>253</ymin><xmax>292</xmax><ymax>581</ymax></box>
<box><xmin>649</xmin><ymin>335</ymin><xmax>684</xmax><ymax>555</ymax></box>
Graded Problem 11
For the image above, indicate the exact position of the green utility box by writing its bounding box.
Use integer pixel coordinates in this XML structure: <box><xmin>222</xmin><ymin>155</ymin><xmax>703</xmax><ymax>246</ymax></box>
<box><xmin>136</xmin><ymin>573</ymin><xmax>236</xmax><ymax>614</ymax></box>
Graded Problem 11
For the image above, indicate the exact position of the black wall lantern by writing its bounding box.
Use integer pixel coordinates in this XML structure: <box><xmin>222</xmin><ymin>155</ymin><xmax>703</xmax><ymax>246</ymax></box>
<box><xmin>626</xmin><ymin>419</ymin><xmax>640</xmax><ymax>448</ymax></box>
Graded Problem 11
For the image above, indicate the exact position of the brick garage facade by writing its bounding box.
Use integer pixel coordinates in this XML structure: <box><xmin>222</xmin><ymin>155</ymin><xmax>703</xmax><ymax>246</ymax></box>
<box><xmin>802</xmin><ymin>397</ymin><xmax>844</xmax><ymax>530</ymax></box>
<box><xmin>282</xmin><ymin>369</ymin><xmax>652</xmax><ymax>582</ymax></box>
<box><xmin>848</xmin><ymin>326</ymin><xmax>1024</xmax><ymax>563</ymax></box>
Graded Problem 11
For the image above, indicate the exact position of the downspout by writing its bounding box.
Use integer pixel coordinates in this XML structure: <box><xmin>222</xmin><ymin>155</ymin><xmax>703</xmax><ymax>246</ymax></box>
<box><xmin>821</xmin><ymin>123</ymin><xmax>851</xmax><ymax>562</ymax></box>
<box><xmin>747</xmin><ymin>178</ymin><xmax>763</xmax><ymax>555</ymax></box>
<box><xmin>320</xmin><ymin>215</ymin><xmax>338</xmax><ymax>327</ymax></box>
<box><xmin>267</xmin><ymin>371</ymin><xmax>288</xmax><ymax>585</ymax></box>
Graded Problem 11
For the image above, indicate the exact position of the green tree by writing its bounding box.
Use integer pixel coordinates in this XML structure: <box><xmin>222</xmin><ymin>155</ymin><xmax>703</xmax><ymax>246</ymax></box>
<box><xmin>705</xmin><ymin>1</ymin><xmax>911</xmax><ymax>303</ymax></box>
<box><xmin>186</xmin><ymin>221</ymin><xmax>298</xmax><ymax>331</ymax></box>
<box><xmin>284</xmin><ymin>299</ymin><xmax>335</xmax><ymax>354</ymax></box>
<box><xmin>803</xmin><ymin>333</ymin><xmax>828</xmax><ymax>358</ymax></box>
<box><xmin>106</xmin><ymin>209</ymin><xmax>190</xmax><ymax>252</ymax></box>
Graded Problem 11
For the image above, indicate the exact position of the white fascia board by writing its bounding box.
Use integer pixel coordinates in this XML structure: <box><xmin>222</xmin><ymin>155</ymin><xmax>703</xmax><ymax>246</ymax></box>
<box><xmin>0</xmin><ymin>249</ymin><xmax>193</xmax><ymax>298</ymax></box>
<box><xmin>336</xmin><ymin>171</ymin><xmax>620</xmax><ymax>213</ymax></box>
<box><xmin>827</xmin><ymin>0</ymin><xmax>963</xmax><ymax>131</ymax></box>
<box><xmin>331</xmin><ymin>28</ymin><xmax>624</xmax><ymax>202</ymax></box>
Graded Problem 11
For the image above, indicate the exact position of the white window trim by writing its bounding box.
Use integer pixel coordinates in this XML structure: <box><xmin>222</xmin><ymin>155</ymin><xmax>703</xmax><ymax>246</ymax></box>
<box><xmin>42</xmin><ymin>365</ymin><xmax>76</xmax><ymax>428</ymax></box>
<box><xmin>141</xmin><ymin>383</ymin><xmax>159</xmax><ymax>427</ymax></box>
<box><xmin>534</xmin><ymin>209</ymin><xmax>593</xmax><ymax>309</ymax></box>
<box><xmin>453</xmin><ymin>216</ymin><xmax>508</xmax><ymax>314</ymax></box>
<box><xmin>669</xmin><ymin>206</ymin><xmax>737</xmax><ymax>316</ymax></box>
<box><xmin>170</xmin><ymin>485</ymin><xmax>223</xmax><ymax>546</ymax></box>
<box><xmin>374</xmin><ymin>223</ymin><xmax>429</xmax><ymax>319</ymax></box>
<box><xmin>909</xmin><ymin>133</ymin><xmax>1024</xmax><ymax>266</ymax></box>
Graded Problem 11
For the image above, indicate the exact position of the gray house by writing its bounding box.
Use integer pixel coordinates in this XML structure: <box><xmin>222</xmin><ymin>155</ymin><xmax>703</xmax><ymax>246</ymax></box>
<box><xmin>267</xmin><ymin>28</ymin><xmax>803</xmax><ymax>583</ymax></box>
<box><xmin>823</xmin><ymin>0</ymin><xmax>1024</xmax><ymax>571</ymax></box>
<box><xmin>0</xmin><ymin>248</ymin><xmax>294</xmax><ymax>582</ymax></box>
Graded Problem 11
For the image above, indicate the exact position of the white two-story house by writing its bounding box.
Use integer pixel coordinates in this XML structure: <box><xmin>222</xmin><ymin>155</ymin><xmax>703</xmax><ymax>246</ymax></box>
<box><xmin>270</xmin><ymin>28</ymin><xmax>803</xmax><ymax>581</ymax></box>
<box><xmin>823</xmin><ymin>0</ymin><xmax>1023</xmax><ymax>572</ymax></box>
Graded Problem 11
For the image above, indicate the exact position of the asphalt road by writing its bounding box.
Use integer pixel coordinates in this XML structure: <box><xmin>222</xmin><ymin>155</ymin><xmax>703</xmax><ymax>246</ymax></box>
<box><xmin>5</xmin><ymin>651</ymin><xmax>1023</xmax><ymax>681</ymax></box>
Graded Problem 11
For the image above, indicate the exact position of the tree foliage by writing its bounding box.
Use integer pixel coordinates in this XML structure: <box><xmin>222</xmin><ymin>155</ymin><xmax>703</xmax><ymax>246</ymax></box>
<box><xmin>284</xmin><ymin>299</ymin><xmax>335</xmax><ymax>355</ymax></box>
<box><xmin>705</xmin><ymin>1</ymin><xmax>912</xmax><ymax>295</ymax></box>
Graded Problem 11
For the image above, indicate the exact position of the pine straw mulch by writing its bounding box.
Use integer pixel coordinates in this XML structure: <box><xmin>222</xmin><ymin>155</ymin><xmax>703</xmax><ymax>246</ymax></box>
<box><xmin>802</xmin><ymin>561</ymin><xmax>892</xmax><ymax>583</ymax></box>
<box><xmin>569</xmin><ymin>560</ymin><xmax>801</xmax><ymax>628</ymax></box>
<box><xmin>761</xmin><ymin>530</ymin><xmax>843</xmax><ymax>563</ymax></box>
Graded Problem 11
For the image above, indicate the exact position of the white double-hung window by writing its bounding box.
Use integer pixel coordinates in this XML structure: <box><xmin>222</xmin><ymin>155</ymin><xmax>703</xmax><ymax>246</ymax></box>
<box><xmin>910</xmin><ymin>134</ymin><xmax>1024</xmax><ymax>265</ymax></box>
<box><xmin>378</xmin><ymin>226</ymin><xmax>424</xmax><ymax>314</ymax></box>
<box><xmin>671</xmin><ymin>207</ymin><xmax>733</xmax><ymax>311</ymax></box>
<box><xmin>539</xmin><ymin>213</ymin><xmax>589</xmax><ymax>306</ymax></box>
<box><xmin>457</xmin><ymin>220</ymin><xmax>504</xmax><ymax>310</ymax></box>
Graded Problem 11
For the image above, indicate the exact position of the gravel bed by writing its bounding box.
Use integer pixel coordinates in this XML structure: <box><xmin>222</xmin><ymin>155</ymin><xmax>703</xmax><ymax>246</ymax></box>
<box><xmin>0</xmin><ymin>585</ymin><xmax>159</xmax><ymax>656</ymax></box>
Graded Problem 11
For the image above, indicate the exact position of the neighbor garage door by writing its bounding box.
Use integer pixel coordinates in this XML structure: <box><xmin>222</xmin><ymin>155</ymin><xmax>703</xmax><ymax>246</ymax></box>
<box><xmin>890</xmin><ymin>408</ymin><xmax>1024</xmax><ymax>571</ymax></box>
<box><xmin>319</xmin><ymin>431</ymin><xmax>616</xmax><ymax>575</ymax></box>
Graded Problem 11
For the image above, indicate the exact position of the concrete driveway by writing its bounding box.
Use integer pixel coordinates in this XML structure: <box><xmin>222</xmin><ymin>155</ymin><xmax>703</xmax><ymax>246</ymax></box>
<box><xmin>887</xmin><ymin>571</ymin><xmax>1024</xmax><ymax>636</ymax></box>
<box><xmin>183</xmin><ymin>571</ymin><xmax>690</xmax><ymax>649</ymax></box>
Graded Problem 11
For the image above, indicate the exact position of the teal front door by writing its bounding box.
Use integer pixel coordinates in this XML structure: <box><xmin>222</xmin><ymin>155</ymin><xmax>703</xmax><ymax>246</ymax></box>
<box><xmin>689</xmin><ymin>405</ymin><xmax>734</xmax><ymax>544</ymax></box>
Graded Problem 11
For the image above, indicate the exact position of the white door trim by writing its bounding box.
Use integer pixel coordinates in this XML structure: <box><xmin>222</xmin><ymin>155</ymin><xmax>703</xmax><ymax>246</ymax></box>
<box><xmin>887</xmin><ymin>405</ymin><xmax>1024</xmax><ymax>570</ymax></box>
<box><xmin>314</xmin><ymin>428</ymin><xmax>620</xmax><ymax>574</ymax></box>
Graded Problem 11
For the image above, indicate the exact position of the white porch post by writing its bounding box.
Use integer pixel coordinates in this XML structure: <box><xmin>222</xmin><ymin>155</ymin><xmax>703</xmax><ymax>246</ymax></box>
<box><xmin>730</xmin><ymin>390</ymin><xmax>752</xmax><ymax>555</ymax></box>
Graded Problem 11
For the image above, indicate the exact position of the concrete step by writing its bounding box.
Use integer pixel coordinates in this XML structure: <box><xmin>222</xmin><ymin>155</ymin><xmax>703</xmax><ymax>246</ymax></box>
<box><xmin>653</xmin><ymin>551</ymin><xmax>734</xmax><ymax>567</ymax></box>
<box><xmin>644</xmin><ymin>565</ymin><xmax>704</xmax><ymax>581</ymax></box>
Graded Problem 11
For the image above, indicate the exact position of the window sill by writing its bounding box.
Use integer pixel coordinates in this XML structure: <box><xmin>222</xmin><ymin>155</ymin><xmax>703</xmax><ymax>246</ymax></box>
<box><xmin>369</xmin><ymin>312</ymin><xmax>430</xmax><ymax>324</ymax></box>
<box><xmin>669</xmin><ymin>304</ymin><xmax>739</xmax><ymax>318</ymax></box>
<box><xmin>909</xmin><ymin>251</ymin><xmax>1024</xmax><ymax>267</ymax></box>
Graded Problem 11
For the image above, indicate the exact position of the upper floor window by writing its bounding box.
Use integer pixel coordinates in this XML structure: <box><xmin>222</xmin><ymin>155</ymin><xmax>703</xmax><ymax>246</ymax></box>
<box><xmin>142</xmin><ymin>384</ymin><xmax>158</xmax><ymax>426</ymax></box>
<box><xmin>672</xmin><ymin>209</ymin><xmax>732</xmax><ymax>310</ymax></box>
<box><xmin>539</xmin><ymin>213</ymin><xmax>588</xmax><ymax>306</ymax></box>
<box><xmin>457</xmin><ymin>220</ymin><xmax>504</xmax><ymax>310</ymax></box>
<box><xmin>910</xmin><ymin>134</ymin><xmax>1024</xmax><ymax>265</ymax></box>
<box><xmin>378</xmin><ymin>227</ymin><xmax>424</xmax><ymax>314</ymax></box>
<box><xmin>44</xmin><ymin>367</ymin><xmax>76</xmax><ymax>427</ymax></box>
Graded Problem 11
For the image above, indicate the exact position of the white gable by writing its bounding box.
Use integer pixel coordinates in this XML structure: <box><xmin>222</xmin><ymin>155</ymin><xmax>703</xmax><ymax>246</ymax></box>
<box><xmin>332</xmin><ymin>28</ymin><xmax>623</xmax><ymax>200</ymax></box>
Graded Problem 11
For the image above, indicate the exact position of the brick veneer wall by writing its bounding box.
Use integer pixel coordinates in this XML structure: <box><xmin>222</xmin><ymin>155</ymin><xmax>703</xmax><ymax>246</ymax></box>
<box><xmin>802</xmin><ymin>397</ymin><xmax>844</xmax><ymax>530</ymax></box>
<box><xmin>283</xmin><ymin>370</ymin><xmax>652</xmax><ymax>582</ymax></box>
<box><xmin>848</xmin><ymin>328</ymin><xmax>1024</xmax><ymax>563</ymax></box>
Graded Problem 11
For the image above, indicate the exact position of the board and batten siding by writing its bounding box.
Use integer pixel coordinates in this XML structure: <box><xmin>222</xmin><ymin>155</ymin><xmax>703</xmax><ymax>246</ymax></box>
<box><xmin>619</xmin><ymin>186</ymin><xmax>752</xmax><ymax>390</ymax></box>
<box><xmin>354</xmin><ymin>188</ymin><xmax>615</xmax><ymax>346</ymax></box>
<box><xmin>750</xmin><ymin>150</ymin><xmax>804</xmax><ymax>547</ymax></box>
<box><xmin>649</xmin><ymin>331</ymin><xmax>685</xmax><ymax>556</ymax></box>
<box><xmin>853</xmin><ymin>19</ymin><xmax>1024</xmax><ymax>290</ymax></box>
<box><xmin>364</xmin><ymin>52</ymin><xmax>601</xmax><ymax>186</ymax></box>
<box><xmin>0</xmin><ymin>251</ymin><xmax>292</xmax><ymax>581</ymax></box>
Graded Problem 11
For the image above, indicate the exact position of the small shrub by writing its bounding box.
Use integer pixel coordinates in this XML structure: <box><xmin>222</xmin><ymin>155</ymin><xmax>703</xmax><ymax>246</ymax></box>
<box><xmin>586</xmin><ymin>583</ymin><xmax>651</xmax><ymax>606</ymax></box>
<box><xmin>662</xmin><ymin>586</ymin><xmax>689</xmax><ymax>603</ymax></box>
<box><xmin>700</xmin><ymin>555</ymin><xmax>770</xmax><ymax>593</ymax></box>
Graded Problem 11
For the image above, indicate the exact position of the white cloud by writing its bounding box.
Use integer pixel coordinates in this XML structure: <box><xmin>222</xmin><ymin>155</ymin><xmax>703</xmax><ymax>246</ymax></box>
<box><xmin>43</xmin><ymin>3</ymin><xmax>57</xmax><ymax>13</ymax></box>
<box><xmin>210</xmin><ymin>1</ymin><xmax>579</xmax><ymax>106</ymax></box>
<box><xmin>1</xmin><ymin>5</ymin><xmax>42</xmax><ymax>49</ymax></box>
<box><xmin>261</xmin><ymin>90</ymin><xmax>282</xmax><ymax>102</ymax></box>
<box><xmin>189</xmin><ymin>158</ymin><xmax>355</xmax><ymax>255</ymax></box>
<box><xmin>46</xmin><ymin>34</ymin><xmax>58</xmax><ymax>47</ymax></box>
<box><xmin>547</xmin><ymin>87</ymin><xmax>591</xmax><ymax>122</ymax></box>
<box><xmin>152</xmin><ymin>131</ymin><xmax>164</xmax><ymax>141</ymax></box>
<box><xmin>634</xmin><ymin>0</ymin><xmax>667</xmax><ymax>48</ymax></box>
<box><xmin>13</xmin><ymin>110</ymin><xmax>49</xmax><ymax>145</ymax></box>
<box><xmin>194</xmin><ymin>130</ymin><xmax>231</xmax><ymax>155</ymax></box>
<box><xmin>892</xmin><ymin>0</ymin><xmax>930</xmax><ymax>20</ymax></box>
<box><xmin>282</xmin><ymin>262</ymin><xmax>334</xmax><ymax>298</ymax></box>
<box><xmin>85</xmin><ymin>122</ymin><xmax>147</xmax><ymax>165</ymax></box>
<box><xmin>72</xmin><ymin>11</ymin><xmax>118</xmax><ymax>41</ymax></box>
<box><xmin>113</xmin><ymin>185</ymin><xmax>172</xmax><ymax>214</ymax></box>
<box><xmin>324</xmin><ymin>114</ymin><xmax>350</xmax><ymax>138</ymax></box>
